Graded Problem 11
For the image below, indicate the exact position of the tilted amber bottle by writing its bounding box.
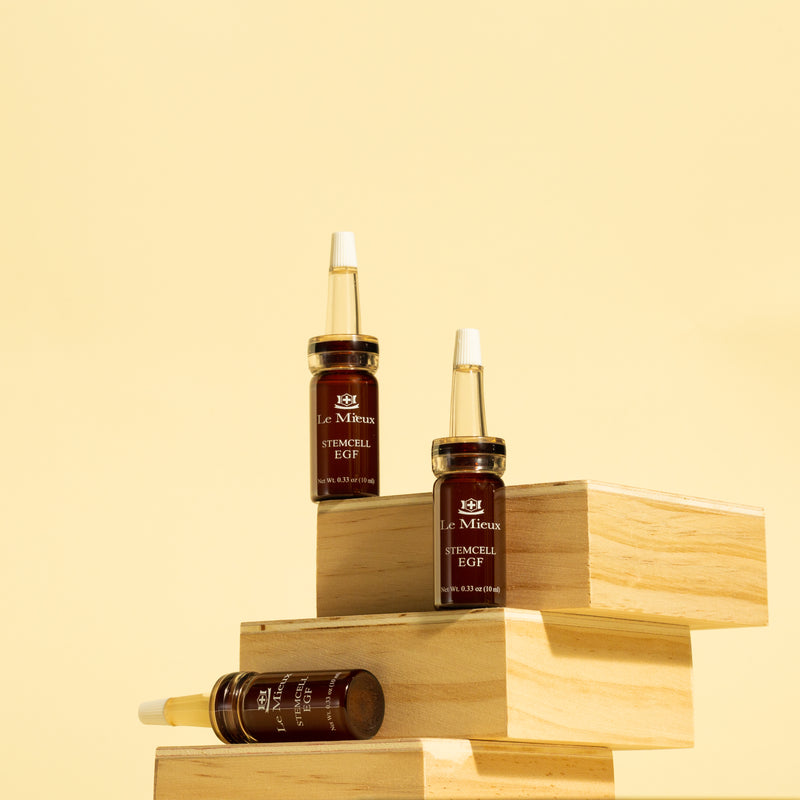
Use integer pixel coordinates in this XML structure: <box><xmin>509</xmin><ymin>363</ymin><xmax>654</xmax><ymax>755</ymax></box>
<box><xmin>139</xmin><ymin>669</ymin><xmax>385</xmax><ymax>743</ymax></box>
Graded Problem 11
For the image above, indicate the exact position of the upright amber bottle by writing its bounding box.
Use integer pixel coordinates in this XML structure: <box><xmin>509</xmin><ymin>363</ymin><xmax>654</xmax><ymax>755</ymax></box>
<box><xmin>309</xmin><ymin>232</ymin><xmax>379</xmax><ymax>501</ymax></box>
<box><xmin>139</xmin><ymin>669</ymin><xmax>385</xmax><ymax>743</ymax></box>
<box><xmin>432</xmin><ymin>328</ymin><xmax>506</xmax><ymax>609</ymax></box>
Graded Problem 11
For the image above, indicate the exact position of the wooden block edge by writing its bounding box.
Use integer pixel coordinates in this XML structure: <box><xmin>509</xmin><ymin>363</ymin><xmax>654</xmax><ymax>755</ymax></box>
<box><xmin>154</xmin><ymin>738</ymin><xmax>613</xmax><ymax>760</ymax></box>
<box><xmin>316</xmin><ymin>479</ymin><xmax>764</xmax><ymax>517</ymax></box>
<box><xmin>241</xmin><ymin>607</ymin><xmax>693</xmax><ymax>639</ymax></box>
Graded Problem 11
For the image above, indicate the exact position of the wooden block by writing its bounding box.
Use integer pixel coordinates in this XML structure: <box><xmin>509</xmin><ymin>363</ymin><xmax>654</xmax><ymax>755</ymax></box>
<box><xmin>153</xmin><ymin>739</ymin><xmax>615</xmax><ymax>799</ymax></box>
<box><xmin>240</xmin><ymin>609</ymin><xmax>693</xmax><ymax>749</ymax></box>
<box><xmin>316</xmin><ymin>480</ymin><xmax>767</xmax><ymax>628</ymax></box>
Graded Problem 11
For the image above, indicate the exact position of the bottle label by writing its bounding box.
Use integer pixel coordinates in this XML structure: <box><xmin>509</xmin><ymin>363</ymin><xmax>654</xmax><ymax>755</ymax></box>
<box><xmin>311</xmin><ymin>373</ymin><xmax>379</xmax><ymax>499</ymax></box>
<box><xmin>435</xmin><ymin>476</ymin><xmax>506</xmax><ymax>607</ymax></box>
<box><xmin>241</xmin><ymin>672</ymin><xmax>345</xmax><ymax>740</ymax></box>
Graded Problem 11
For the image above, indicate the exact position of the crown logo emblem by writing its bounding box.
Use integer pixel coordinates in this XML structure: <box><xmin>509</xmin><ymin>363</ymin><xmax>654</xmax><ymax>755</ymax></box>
<box><xmin>458</xmin><ymin>498</ymin><xmax>484</xmax><ymax>516</ymax></box>
<box><xmin>334</xmin><ymin>393</ymin><xmax>359</xmax><ymax>410</ymax></box>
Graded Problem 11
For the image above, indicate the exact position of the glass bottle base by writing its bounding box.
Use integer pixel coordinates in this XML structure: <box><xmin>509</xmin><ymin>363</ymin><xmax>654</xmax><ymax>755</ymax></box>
<box><xmin>435</xmin><ymin>601</ymin><xmax>505</xmax><ymax>610</ymax></box>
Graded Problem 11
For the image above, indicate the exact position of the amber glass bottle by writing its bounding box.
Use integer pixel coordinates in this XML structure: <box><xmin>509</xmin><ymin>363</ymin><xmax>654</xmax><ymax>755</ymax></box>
<box><xmin>139</xmin><ymin>669</ymin><xmax>385</xmax><ymax>743</ymax></box>
<box><xmin>309</xmin><ymin>233</ymin><xmax>379</xmax><ymax>501</ymax></box>
<box><xmin>432</xmin><ymin>329</ymin><xmax>506</xmax><ymax>609</ymax></box>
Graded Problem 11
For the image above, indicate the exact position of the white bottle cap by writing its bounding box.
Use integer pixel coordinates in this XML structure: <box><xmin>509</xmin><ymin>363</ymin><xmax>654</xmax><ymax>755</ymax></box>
<box><xmin>330</xmin><ymin>232</ymin><xmax>358</xmax><ymax>268</ymax></box>
<box><xmin>453</xmin><ymin>328</ymin><xmax>482</xmax><ymax>367</ymax></box>
<box><xmin>138</xmin><ymin>698</ymin><xmax>171</xmax><ymax>726</ymax></box>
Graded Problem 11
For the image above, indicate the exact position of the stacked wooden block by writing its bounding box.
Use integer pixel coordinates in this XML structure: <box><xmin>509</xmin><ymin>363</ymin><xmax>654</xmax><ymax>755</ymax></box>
<box><xmin>153</xmin><ymin>480</ymin><xmax>767</xmax><ymax>798</ymax></box>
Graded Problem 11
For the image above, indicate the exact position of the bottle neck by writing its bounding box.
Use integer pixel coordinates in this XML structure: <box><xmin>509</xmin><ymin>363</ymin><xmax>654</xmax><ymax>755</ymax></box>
<box><xmin>210</xmin><ymin>672</ymin><xmax>256</xmax><ymax>744</ymax></box>
<box><xmin>436</xmin><ymin>359</ymin><xmax>503</xmax><ymax>476</ymax></box>
<box><xmin>308</xmin><ymin>335</ymin><xmax>379</xmax><ymax>373</ymax></box>
<box><xmin>431</xmin><ymin>437</ymin><xmax>506</xmax><ymax>477</ymax></box>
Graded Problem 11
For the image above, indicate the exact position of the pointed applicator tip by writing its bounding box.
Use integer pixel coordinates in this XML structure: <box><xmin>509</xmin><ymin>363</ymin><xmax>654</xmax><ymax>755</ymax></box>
<box><xmin>454</xmin><ymin>328</ymin><xmax>482</xmax><ymax>367</ymax></box>
<box><xmin>330</xmin><ymin>231</ymin><xmax>358</xmax><ymax>268</ymax></box>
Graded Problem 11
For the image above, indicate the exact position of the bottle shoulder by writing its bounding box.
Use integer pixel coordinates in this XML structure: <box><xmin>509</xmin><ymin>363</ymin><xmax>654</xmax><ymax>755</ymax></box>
<box><xmin>434</xmin><ymin>472</ymin><xmax>505</xmax><ymax>488</ymax></box>
<box><xmin>311</xmin><ymin>370</ymin><xmax>378</xmax><ymax>386</ymax></box>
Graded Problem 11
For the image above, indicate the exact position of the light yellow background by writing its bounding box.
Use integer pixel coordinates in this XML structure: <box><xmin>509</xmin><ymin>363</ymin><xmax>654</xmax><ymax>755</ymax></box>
<box><xmin>2</xmin><ymin>2</ymin><xmax>798</xmax><ymax>798</ymax></box>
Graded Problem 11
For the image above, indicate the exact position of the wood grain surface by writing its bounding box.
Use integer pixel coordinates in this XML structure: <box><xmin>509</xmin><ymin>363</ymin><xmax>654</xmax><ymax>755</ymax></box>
<box><xmin>153</xmin><ymin>739</ymin><xmax>614</xmax><ymax>799</ymax></box>
<box><xmin>316</xmin><ymin>480</ymin><xmax>767</xmax><ymax>627</ymax></box>
<box><xmin>239</xmin><ymin>608</ymin><xmax>693</xmax><ymax>749</ymax></box>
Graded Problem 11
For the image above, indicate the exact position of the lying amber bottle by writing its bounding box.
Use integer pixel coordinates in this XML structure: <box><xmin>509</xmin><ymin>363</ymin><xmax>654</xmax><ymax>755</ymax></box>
<box><xmin>139</xmin><ymin>669</ymin><xmax>385</xmax><ymax>743</ymax></box>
